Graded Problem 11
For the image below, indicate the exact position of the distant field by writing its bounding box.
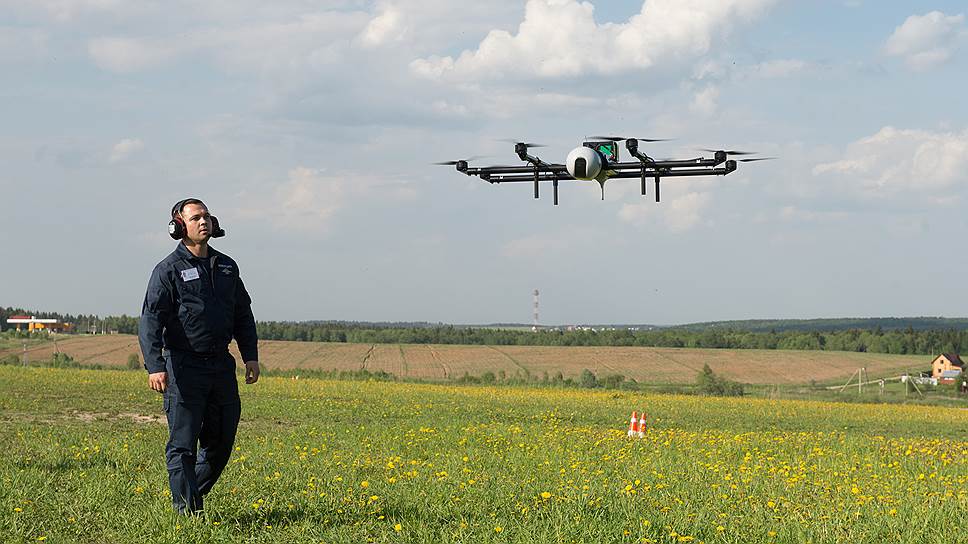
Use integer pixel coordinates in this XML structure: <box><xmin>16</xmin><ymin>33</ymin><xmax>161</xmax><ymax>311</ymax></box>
<box><xmin>0</xmin><ymin>334</ymin><xmax>932</xmax><ymax>385</ymax></box>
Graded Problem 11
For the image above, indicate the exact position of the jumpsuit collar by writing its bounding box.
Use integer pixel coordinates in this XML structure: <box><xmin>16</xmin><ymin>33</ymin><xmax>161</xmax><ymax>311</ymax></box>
<box><xmin>174</xmin><ymin>242</ymin><xmax>220</xmax><ymax>262</ymax></box>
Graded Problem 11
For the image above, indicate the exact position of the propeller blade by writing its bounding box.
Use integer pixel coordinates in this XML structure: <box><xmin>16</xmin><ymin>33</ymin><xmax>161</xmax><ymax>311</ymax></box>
<box><xmin>591</xmin><ymin>136</ymin><xmax>672</xmax><ymax>142</ymax></box>
<box><xmin>497</xmin><ymin>138</ymin><xmax>546</xmax><ymax>148</ymax></box>
<box><xmin>700</xmin><ymin>148</ymin><xmax>758</xmax><ymax>156</ymax></box>
<box><xmin>432</xmin><ymin>155</ymin><xmax>488</xmax><ymax>165</ymax></box>
<box><xmin>738</xmin><ymin>157</ymin><xmax>777</xmax><ymax>162</ymax></box>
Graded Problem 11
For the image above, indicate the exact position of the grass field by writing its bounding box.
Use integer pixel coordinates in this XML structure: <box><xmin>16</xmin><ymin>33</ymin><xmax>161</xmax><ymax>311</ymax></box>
<box><xmin>0</xmin><ymin>334</ymin><xmax>933</xmax><ymax>386</ymax></box>
<box><xmin>1</xmin><ymin>365</ymin><xmax>965</xmax><ymax>543</ymax></box>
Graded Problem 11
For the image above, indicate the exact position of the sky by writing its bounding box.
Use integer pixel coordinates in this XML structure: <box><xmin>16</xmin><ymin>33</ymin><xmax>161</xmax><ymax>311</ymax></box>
<box><xmin>2</xmin><ymin>0</ymin><xmax>968</xmax><ymax>326</ymax></box>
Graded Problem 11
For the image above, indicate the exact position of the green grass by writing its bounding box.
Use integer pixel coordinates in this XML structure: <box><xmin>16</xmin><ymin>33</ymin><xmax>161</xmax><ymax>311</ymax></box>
<box><xmin>1</xmin><ymin>365</ymin><xmax>966</xmax><ymax>543</ymax></box>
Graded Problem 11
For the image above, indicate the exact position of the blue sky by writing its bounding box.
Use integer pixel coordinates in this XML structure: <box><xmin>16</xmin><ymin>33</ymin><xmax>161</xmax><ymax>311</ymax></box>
<box><xmin>2</xmin><ymin>1</ymin><xmax>967</xmax><ymax>325</ymax></box>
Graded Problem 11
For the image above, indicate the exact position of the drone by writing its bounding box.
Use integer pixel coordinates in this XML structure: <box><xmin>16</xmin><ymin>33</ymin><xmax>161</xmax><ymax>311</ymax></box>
<box><xmin>437</xmin><ymin>137</ymin><xmax>773</xmax><ymax>205</ymax></box>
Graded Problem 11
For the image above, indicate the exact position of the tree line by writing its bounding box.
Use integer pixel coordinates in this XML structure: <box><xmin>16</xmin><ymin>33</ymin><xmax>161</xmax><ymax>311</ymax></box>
<box><xmin>252</xmin><ymin>323</ymin><xmax>968</xmax><ymax>355</ymax></box>
<box><xmin>4</xmin><ymin>306</ymin><xmax>968</xmax><ymax>356</ymax></box>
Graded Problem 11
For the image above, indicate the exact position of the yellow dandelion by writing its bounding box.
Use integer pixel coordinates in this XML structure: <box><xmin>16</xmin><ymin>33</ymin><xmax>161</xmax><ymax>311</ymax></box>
<box><xmin>495</xmin><ymin>526</ymin><xmax>503</xmax><ymax>533</ymax></box>
<box><xmin>540</xmin><ymin>491</ymin><xmax>552</xmax><ymax>499</ymax></box>
<box><xmin>394</xmin><ymin>523</ymin><xmax>402</xmax><ymax>532</ymax></box>
<box><xmin>361</xmin><ymin>481</ymin><xmax>369</xmax><ymax>488</ymax></box>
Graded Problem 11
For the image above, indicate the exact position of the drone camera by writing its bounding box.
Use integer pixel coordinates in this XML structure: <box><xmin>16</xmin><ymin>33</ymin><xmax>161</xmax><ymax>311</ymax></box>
<box><xmin>566</xmin><ymin>146</ymin><xmax>603</xmax><ymax>180</ymax></box>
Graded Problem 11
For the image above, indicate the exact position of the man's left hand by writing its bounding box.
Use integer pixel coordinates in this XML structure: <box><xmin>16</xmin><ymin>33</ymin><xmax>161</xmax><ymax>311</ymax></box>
<box><xmin>244</xmin><ymin>361</ymin><xmax>260</xmax><ymax>384</ymax></box>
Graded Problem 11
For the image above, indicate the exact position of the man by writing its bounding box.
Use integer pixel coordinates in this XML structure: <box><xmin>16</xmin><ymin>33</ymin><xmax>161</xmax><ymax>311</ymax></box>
<box><xmin>139</xmin><ymin>198</ymin><xmax>260</xmax><ymax>515</ymax></box>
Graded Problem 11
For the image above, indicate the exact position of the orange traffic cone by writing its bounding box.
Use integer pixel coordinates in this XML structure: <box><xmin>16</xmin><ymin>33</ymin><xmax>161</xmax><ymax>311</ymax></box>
<box><xmin>627</xmin><ymin>411</ymin><xmax>639</xmax><ymax>437</ymax></box>
<box><xmin>638</xmin><ymin>411</ymin><xmax>647</xmax><ymax>437</ymax></box>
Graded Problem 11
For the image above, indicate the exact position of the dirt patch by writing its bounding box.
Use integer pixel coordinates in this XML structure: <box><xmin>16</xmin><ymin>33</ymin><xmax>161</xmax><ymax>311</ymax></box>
<box><xmin>70</xmin><ymin>410</ymin><xmax>164</xmax><ymax>424</ymax></box>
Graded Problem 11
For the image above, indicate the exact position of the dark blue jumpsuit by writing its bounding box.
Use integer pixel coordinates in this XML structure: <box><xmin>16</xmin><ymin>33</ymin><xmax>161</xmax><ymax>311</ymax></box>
<box><xmin>139</xmin><ymin>243</ymin><xmax>258</xmax><ymax>514</ymax></box>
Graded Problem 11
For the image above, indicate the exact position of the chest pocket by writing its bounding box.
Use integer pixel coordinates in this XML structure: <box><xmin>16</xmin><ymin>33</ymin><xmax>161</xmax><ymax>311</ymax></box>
<box><xmin>213</xmin><ymin>263</ymin><xmax>238</xmax><ymax>304</ymax></box>
<box><xmin>174</xmin><ymin>265</ymin><xmax>206</xmax><ymax>312</ymax></box>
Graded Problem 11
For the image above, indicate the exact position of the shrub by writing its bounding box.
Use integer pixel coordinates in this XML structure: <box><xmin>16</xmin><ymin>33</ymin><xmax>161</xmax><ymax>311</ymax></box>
<box><xmin>50</xmin><ymin>352</ymin><xmax>78</xmax><ymax>369</ymax></box>
<box><xmin>126</xmin><ymin>353</ymin><xmax>141</xmax><ymax>370</ymax></box>
<box><xmin>580</xmin><ymin>369</ymin><xmax>598</xmax><ymax>389</ymax></box>
<box><xmin>696</xmin><ymin>364</ymin><xmax>745</xmax><ymax>397</ymax></box>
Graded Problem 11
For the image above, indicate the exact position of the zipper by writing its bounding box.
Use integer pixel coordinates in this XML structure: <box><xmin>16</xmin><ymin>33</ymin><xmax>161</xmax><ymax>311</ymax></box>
<box><xmin>209</xmin><ymin>255</ymin><xmax>218</xmax><ymax>299</ymax></box>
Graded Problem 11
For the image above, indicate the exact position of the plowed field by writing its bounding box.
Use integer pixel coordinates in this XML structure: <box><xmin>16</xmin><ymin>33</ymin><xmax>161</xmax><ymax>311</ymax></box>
<box><xmin>0</xmin><ymin>334</ymin><xmax>931</xmax><ymax>385</ymax></box>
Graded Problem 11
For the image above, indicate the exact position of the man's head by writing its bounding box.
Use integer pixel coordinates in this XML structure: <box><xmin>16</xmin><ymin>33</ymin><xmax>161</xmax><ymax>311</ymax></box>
<box><xmin>171</xmin><ymin>199</ymin><xmax>212</xmax><ymax>243</ymax></box>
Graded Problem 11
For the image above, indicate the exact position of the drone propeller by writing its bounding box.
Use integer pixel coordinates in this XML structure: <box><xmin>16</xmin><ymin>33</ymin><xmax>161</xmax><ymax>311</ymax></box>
<box><xmin>699</xmin><ymin>148</ymin><xmax>758</xmax><ymax>156</ymax></box>
<box><xmin>433</xmin><ymin>155</ymin><xmax>488</xmax><ymax>165</ymax></box>
<box><xmin>737</xmin><ymin>157</ymin><xmax>777</xmax><ymax>163</ymax></box>
<box><xmin>591</xmin><ymin>136</ymin><xmax>672</xmax><ymax>142</ymax></box>
<box><xmin>497</xmin><ymin>139</ymin><xmax>546</xmax><ymax>149</ymax></box>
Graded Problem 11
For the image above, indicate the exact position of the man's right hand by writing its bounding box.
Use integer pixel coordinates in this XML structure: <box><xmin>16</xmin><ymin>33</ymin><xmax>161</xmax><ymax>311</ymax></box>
<box><xmin>148</xmin><ymin>371</ymin><xmax>168</xmax><ymax>393</ymax></box>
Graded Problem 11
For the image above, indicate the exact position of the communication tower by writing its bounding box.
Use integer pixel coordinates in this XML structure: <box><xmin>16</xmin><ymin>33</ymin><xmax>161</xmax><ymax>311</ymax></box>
<box><xmin>532</xmin><ymin>289</ymin><xmax>539</xmax><ymax>332</ymax></box>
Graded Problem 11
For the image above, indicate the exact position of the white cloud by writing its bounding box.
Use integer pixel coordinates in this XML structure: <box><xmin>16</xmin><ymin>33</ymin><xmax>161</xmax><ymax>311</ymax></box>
<box><xmin>778</xmin><ymin>206</ymin><xmax>848</xmax><ymax>223</ymax></box>
<box><xmin>0</xmin><ymin>26</ymin><xmax>49</xmax><ymax>63</ymax></box>
<box><xmin>619</xmin><ymin>190</ymin><xmax>711</xmax><ymax>232</ymax></box>
<box><xmin>88</xmin><ymin>11</ymin><xmax>369</xmax><ymax>74</ymax></box>
<box><xmin>235</xmin><ymin>166</ymin><xmax>418</xmax><ymax>234</ymax></box>
<box><xmin>690</xmin><ymin>85</ymin><xmax>719</xmax><ymax>116</ymax></box>
<box><xmin>412</xmin><ymin>0</ymin><xmax>775</xmax><ymax>80</ymax></box>
<box><xmin>263</xmin><ymin>167</ymin><xmax>345</xmax><ymax>232</ymax></box>
<box><xmin>752</xmin><ymin>59</ymin><xmax>808</xmax><ymax>78</ymax></box>
<box><xmin>9</xmin><ymin>0</ymin><xmax>127</xmax><ymax>22</ymax></box>
<box><xmin>108</xmin><ymin>138</ymin><xmax>144</xmax><ymax>163</ymax></box>
<box><xmin>88</xmin><ymin>37</ymin><xmax>179</xmax><ymax>72</ymax></box>
<box><xmin>885</xmin><ymin>11</ymin><xmax>966</xmax><ymax>71</ymax></box>
<box><xmin>501</xmin><ymin>233</ymin><xmax>574</xmax><ymax>258</ymax></box>
<box><xmin>813</xmin><ymin>126</ymin><xmax>968</xmax><ymax>197</ymax></box>
<box><xmin>359</xmin><ymin>4</ymin><xmax>406</xmax><ymax>47</ymax></box>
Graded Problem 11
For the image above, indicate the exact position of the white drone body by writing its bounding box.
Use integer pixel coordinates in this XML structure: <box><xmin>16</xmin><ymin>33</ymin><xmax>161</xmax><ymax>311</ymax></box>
<box><xmin>565</xmin><ymin>146</ymin><xmax>608</xmax><ymax>182</ymax></box>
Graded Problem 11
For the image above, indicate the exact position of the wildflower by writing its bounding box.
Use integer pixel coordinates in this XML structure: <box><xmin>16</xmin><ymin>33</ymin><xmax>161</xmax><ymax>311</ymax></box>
<box><xmin>361</xmin><ymin>481</ymin><xmax>369</xmax><ymax>488</ymax></box>
<box><xmin>540</xmin><ymin>491</ymin><xmax>552</xmax><ymax>499</ymax></box>
<box><xmin>394</xmin><ymin>523</ymin><xmax>402</xmax><ymax>532</ymax></box>
<box><xmin>495</xmin><ymin>526</ymin><xmax>503</xmax><ymax>533</ymax></box>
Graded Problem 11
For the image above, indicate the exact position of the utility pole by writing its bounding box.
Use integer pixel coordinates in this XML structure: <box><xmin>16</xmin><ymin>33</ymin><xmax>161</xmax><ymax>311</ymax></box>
<box><xmin>22</xmin><ymin>341</ymin><xmax>27</xmax><ymax>367</ymax></box>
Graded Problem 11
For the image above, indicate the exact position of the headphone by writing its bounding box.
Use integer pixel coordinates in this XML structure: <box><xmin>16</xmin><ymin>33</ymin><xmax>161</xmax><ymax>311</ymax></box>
<box><xmin>168</xmin><ymin>198</ymin><xmax>226</xmax><ymax>240</ymax></box>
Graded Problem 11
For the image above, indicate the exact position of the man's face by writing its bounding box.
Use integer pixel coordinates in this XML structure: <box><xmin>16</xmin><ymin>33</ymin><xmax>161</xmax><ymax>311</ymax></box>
<box><xmin>180</xmin><ymin>202</ymin><xmax>212</xmax><ymax>243</ymax></box>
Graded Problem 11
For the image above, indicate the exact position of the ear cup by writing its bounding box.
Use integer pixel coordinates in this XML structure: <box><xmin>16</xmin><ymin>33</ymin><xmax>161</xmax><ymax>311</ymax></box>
<box><xmin>210</xmin><ymin>215</ymin><xmax>226</xmax><ymax>238</ymax></box>
<box><xmin>168</xmin><ymin>216</ymin><xmax>186</xmax><ymax>239</ymax></box>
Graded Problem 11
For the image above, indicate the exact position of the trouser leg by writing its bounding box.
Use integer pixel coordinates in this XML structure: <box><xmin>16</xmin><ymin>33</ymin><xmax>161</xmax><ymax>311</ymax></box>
<box><xmin>165</xmin><ymin>379</ymin><xmax>206</xmax><ymax>513</ymax></box>
<box><xmin>196</xmin><ymin>365</ymin><xmax>241</xmax><ymax>496</ymax></box>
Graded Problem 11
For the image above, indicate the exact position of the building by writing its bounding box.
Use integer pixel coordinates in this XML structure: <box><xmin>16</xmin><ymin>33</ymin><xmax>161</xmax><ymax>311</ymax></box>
<box><xmin>5</xmin><ymin>316</ymin><xmax>74</xmax><ymax>333</ymax></box>
<box><xmin>930</xmin><ymin>353</ymin><xmax>964</xmax><ymax>383</ymax></box>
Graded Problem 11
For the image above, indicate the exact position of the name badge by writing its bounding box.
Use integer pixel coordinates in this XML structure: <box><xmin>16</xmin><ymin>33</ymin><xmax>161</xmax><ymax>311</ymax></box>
<box><xmin>180</xmin><ymin>267</ymin><xmax>200</xmax><ymax>281</ymax></box>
